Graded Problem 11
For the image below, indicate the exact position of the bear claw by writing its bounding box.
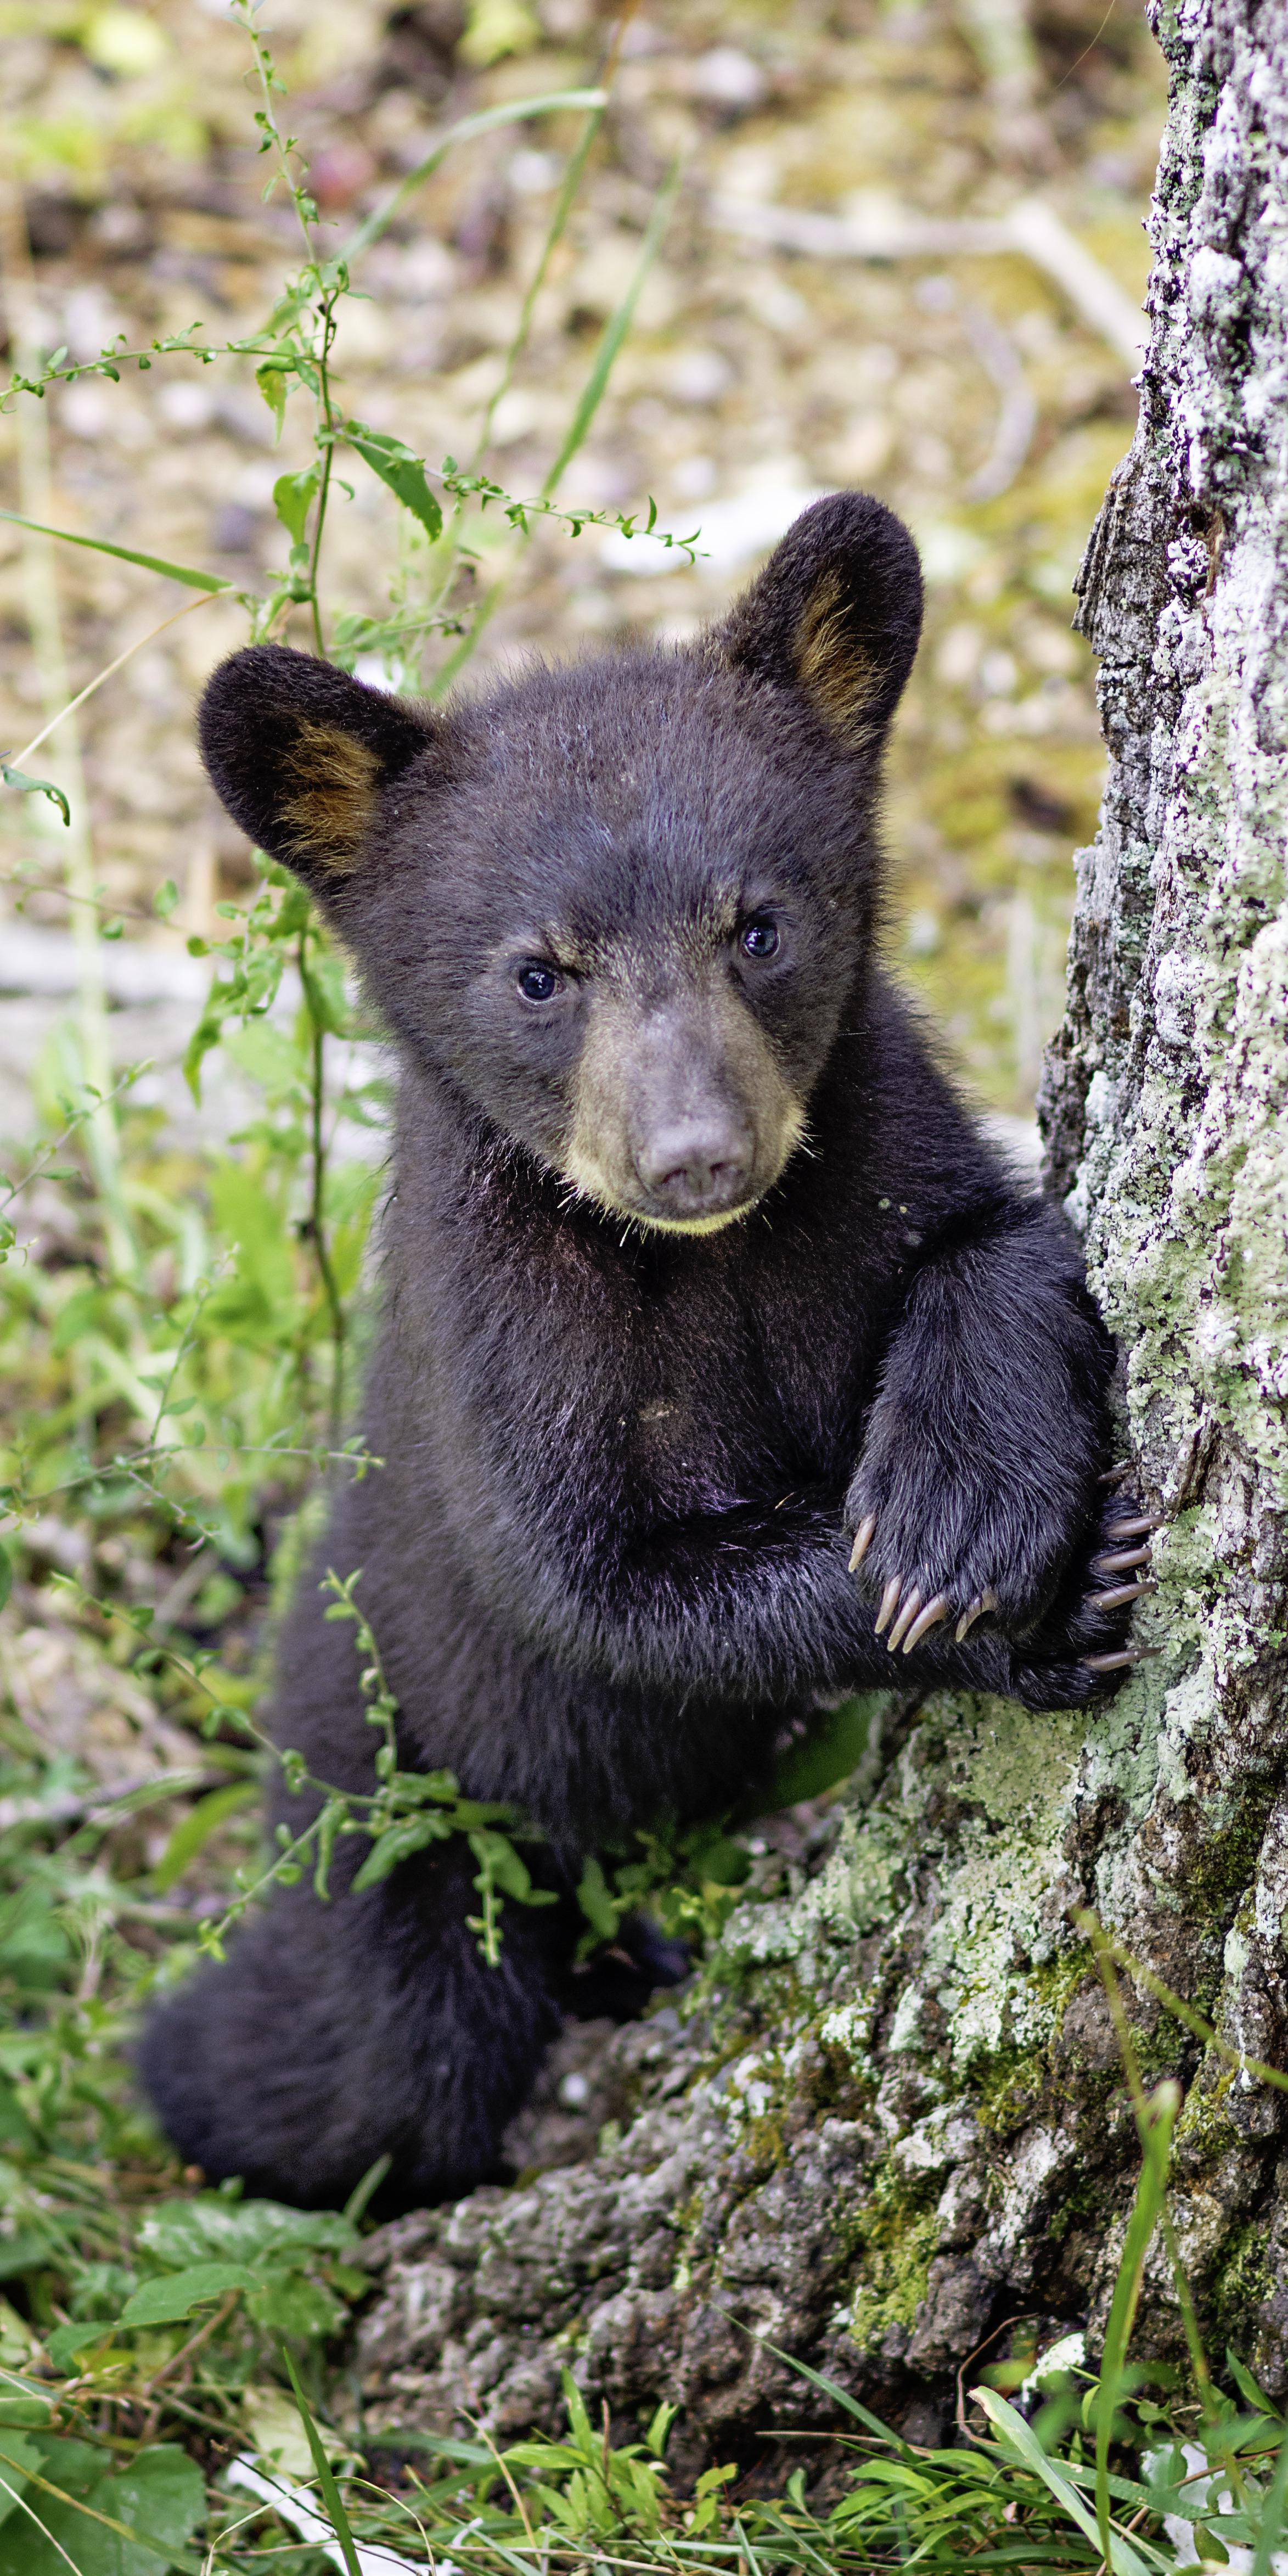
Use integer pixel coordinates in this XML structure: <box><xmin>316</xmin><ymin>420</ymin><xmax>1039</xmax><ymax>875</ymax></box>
<box><xmin>1082</xmin><ymin>1644</ymin><xmax>1161</xmax><ymax>1674</ymax></box>
<box><xmin>848</xmin><ymin>1513</ymin><xmax>878</xmax><ymax>1572</ymax></box>
<box><xmin>955</xmin><ymin>1587</ymin><xmax>999</xmax><ymax>1642</ymax></box>
<box><xmin>885</xmin><ymin>1585</ymin><xmax>924</xmax><ymax>1651</ymax></box>
<box><xmin>1105</xmin><ymin>1513</ymin><xmax>1165</xmax><ymax>1541</ymax></box>
<box><xmin>1087</xmin><ymin>1579</ymin><xmax>1157</xmax><ymax>1612</ymax></box>
<box><xmin>902</xmin><ymin>1592</ymin><xmax>951</xmax><ymax>1652</ymax></box>
<box><xmin>874</xmin><ymin>1574</ymin><xmax>903</xmax><ymax>1635</ymax></box>
<box><xmin>1092</xmin><ymin>1542</ymin><xmax>1153</xmax><ymax>1576</ymax></box>
<box><xmin>871</xmin><ymin>1574</ymin><xmax>999</xmax><ymax>1654</ymax></box>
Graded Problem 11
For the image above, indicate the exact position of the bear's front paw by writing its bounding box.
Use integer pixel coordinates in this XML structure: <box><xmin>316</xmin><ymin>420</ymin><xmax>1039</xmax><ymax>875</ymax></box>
<box><xmin>845</xmin><ymin>1460</ymin><xmax>1163</xmax><ymax>1671</ymax></box>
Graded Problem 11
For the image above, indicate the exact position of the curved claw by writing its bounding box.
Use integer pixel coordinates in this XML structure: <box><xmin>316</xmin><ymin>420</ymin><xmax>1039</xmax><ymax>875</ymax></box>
<box><xmin>886</xmin><ymin>1586</ymin><xmax>924</xmax><ymax>1653</ymax></box>
<box><xmin>874</xmin><ymin>1575</ymin><xmax>903</xmax><ymax>1636</ymax></box>
<box><xmin>1082</xmin><ymin>1645</ymin><xmax>1162</xmax><ymax>1674</ymax></box>
<box><xmin>848</xmin><ymin>1513</ymin><xmax>878</xmax><ymax>1574</ymax></box>
<box><xmin>1106</xmin><ymin>1513</ymin><xmax>1165</xmax><ymax>1541</ymax></box>
<box><xmin>1098</xmin><ymin>1460</ymin><xmax>1134</xmax><ymax>1489</ymax></box>
<box><xmin>955</xmin><ymin>1586</ymin><xmax>999</xmax><ymax>1643</ymax></box>
<box><xmin>902</xmin><ymin>1592</ymin><xmax>950</xmax><ymax>1653</ymax></box>
<box><xmin>1092</xmin><ymin>1544</ymin><xmax>1152</xmax><ymax>1577</ymax></box>
<box><xmin>1087</xmin><ymin>1579</ymin><xmax>1157</xmax><ymax>1612</ymax></box>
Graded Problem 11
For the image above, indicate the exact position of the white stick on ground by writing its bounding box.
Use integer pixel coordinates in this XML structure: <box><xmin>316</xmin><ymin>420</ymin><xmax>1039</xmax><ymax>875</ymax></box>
<box><xmin>226</xmin><ymin>2456</ymin><xmax>435</xmax><ymax>2576</ymax></box>
<box><xmin>708</xmin><ymin>190</ymin><xmax>1147</xmax><ymax>368</ymax></box>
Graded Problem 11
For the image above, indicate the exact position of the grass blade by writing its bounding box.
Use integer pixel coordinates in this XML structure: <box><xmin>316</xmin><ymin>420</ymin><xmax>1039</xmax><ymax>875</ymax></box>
<box><xmin>971</xmin><ymin>2390</ymin><xmax>1159</xmax><ymax>2576</ymax></box>
<box><xmin>432</xmin><ymin>157</ymin><xmax>682</xmax><ymax>693</ymax></box>
<box><xmin>541</xmin><ymin>156</ymin><xmax>682</xmax><ymax>500</ymax></box>
<box><xmin>0</xmin><ymin>507</ymin><xmax>232</xmax><ymax>591</ymax></box>
<box><xmin>342</xmin><ymin>2151</ymin><xmax>392</xmax><ymax>2225</ymax></box>
<box><xmin>279</xmin><ymin>2342</ymin><xmax>362</xmax><ymax>2576</ymax></box>
<box><xmin>1252</xmin><ymin>2420</ymin><xmax>1288</xmax><ymax>2576</ymax></box>
<box><xmin>340</xmin><ymin>91</ymin><xmax>605</xmax><ymax>262</ymax></box>
<box><xmin>750</xmin><ymin>2331</ymin><xmax>919</xmax><ymax>2454</ymax></box>
<box><xmin>472</xmin><ymin>102</ymin><xmax>604</xmax><ymax>473</ymax></box>
<box><xmin>1094</xmin><ymin>2081</ymin><xmax>1179</xmax><ymax>2563</ymax></box>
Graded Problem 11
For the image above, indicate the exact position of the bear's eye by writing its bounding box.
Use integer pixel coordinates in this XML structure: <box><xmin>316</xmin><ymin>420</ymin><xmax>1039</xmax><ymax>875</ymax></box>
<box><xmin>740</xmin><ymin>914</ymin><xmax>781</xmax><ymax>961</ymax></box>
<box><xmin>517</xmin><ymin>963</ymin><xmax>563</xmax><ymax>1004</ymax></box>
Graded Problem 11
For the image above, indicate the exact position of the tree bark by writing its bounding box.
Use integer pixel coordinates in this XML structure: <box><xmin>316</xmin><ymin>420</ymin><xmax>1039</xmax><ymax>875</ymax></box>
<box><xmin>352</xmin><ymin>0</ymin><xmax>1288</xmax><ymax>2459</ymax></box>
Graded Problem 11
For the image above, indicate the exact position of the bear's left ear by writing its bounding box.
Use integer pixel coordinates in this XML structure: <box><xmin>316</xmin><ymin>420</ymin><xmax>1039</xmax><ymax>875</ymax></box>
<box><xmin>198</xmin><ymin>643</ymin><xmax>441</xmax><ymax>888</ymax></box>
<box><xmin>713</xmin><ymin>491</ymin><xmax>923</xmax><ymax>749</ymax></box>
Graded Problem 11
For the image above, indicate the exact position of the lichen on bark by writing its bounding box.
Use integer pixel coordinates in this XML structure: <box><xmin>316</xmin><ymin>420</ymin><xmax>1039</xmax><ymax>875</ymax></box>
<box><xmin>353</xmin><ymin>0</ymin><xmax>1288</xmax><ymax>2455</ymax></box>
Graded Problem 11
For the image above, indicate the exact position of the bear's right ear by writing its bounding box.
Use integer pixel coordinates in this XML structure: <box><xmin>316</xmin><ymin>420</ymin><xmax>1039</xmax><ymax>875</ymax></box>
<box><xmin>197</xmin><ymin>644</ymin><xmax>440</xmax><ymax>886</ymax></box>
<box><xmin>713</xmin><ymin>490</ymin><xmax>923</xmax><ymax>751</ymax></box>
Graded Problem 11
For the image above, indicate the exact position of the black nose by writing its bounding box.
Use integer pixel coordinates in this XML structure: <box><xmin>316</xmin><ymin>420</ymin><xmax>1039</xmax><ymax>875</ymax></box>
<box><xmin>635</xmin><ymin>1119</ymin><xmax>753</xmax><ymax>1212</ymax></box>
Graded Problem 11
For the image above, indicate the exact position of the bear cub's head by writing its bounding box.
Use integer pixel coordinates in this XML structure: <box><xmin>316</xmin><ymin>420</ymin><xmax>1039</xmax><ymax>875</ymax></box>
<box><xmin>198</xmin><ymin>490</ymin><xmax>922</xmax><ymax>1236</ymax></box>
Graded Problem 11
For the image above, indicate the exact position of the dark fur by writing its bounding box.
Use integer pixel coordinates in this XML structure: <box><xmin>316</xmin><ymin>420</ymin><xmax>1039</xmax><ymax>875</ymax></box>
<box><xmin>140</xmin><ymin>495</ymin><xmax>1135</xmax><ymax>2212</ymax></box>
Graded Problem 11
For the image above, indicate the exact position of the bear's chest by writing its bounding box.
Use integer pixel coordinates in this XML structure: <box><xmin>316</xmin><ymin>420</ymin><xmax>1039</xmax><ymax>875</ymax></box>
<box><xmin>606</xmin><ymin>1260</ymin><xmax>858</xmax><ymax>1514</ymax></box>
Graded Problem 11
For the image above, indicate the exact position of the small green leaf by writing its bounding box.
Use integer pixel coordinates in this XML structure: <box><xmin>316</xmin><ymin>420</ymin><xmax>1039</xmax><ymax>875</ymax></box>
<box><xmin>150</xmin><ymin>1783</ymin><xmax>258</xmax><ymax>1894</ymax></box>
<box><xmin>762</xmin><ymin>1691</ymin><xmax>884</xmax><ymax>1810</ymax></box>
<box><xmin>250</xmin><ymin>2271</ymin><xmax>344</xmax><ymax>2341</ymax></box>
<box><xmin>694</xmin><ymin>1835</ymin><xmax>751</xmax><ymax>1889</ymax></box>
<box><xmin>351</xmin><ymin>1811</ymin><xmax>451</xmax><ymax>1889</ymax></box>
<box><xmin>109</xmin><ymin>2443</ymin><xmax>207</xmax><ymax>2571</ymax></box>
<box><xmin>138</xmin><ymin>2193</ymin><xmax>358</xmax><ymax>2272</ymax></box>
<box><xmin>343</xmin><ymin>420</ymin><xmax>443</xmax><ymax>538</ymax></box>
<box><xmin>255</xmin><ymin>357</ymin><xmax>293</xmax><ymax>435</ymax></box>
<box><xmin>153</xmin><ymin>878</ymin><xmax>179</xmax><ymax>919</ymax></box>
<box><xmin>272</xmin><ymin>467</ymin><xmax>320</xmax><ymax>546</ymax></box>
<box><xmin>46</xmin><ymin>2318</ymin><xmax>117</xmax><ymax>2371</ymax></box>
<box><xmin>1</xmin><ymin>761</ymin><xmax>70</xmax><ymax>827</ymax></box>
<box><xmin>120</xmin><ymin>2262</ymin><xmax>257</xmax><ymax>2327</ymax></box>
<box><xmin>576</xmin><ymin>1855</ymin><xmax>620</xmax><ymax>1943</ymax></box>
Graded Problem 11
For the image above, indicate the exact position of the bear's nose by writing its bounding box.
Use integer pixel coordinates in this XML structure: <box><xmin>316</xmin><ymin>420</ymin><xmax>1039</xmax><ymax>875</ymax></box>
<box><xmin>635</xmin><ymin>1118</ymin><xmax>753</xmax><ymax>1212</ymax></box>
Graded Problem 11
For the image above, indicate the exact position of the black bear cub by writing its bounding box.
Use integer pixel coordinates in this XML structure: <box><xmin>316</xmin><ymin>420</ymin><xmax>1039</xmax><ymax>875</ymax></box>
<box><xmin>140</xmin><ymin>493</ymin><xmax>1152</xmax><ymax>2212</ymax></box>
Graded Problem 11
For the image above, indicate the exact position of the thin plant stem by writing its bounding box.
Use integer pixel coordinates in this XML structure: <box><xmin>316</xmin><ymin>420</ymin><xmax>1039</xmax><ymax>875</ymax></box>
<box><xmin>1076</xmin><ymin>1911</ymin><xmax>1288</xmax><ymax>2094</ymax></box>
<box><xmin>305</xmin><ymin>288</ymin><xmax>342</xmax><ymax>656</ymax></box>
<box><xmin>1158</xmin><ymin>2205</ymin><xmax>1219</xmax><ymax>2427</ymax></box>
<box><xmin>304</xmin><ymin>942</ymin><xmax>346</xmax><ymax>1445</ymax></box>
<box><xmin>6</xmin><ymin>591</ymin><xmax>217</xmax><ymax>772</ymax></box>
<box><xmin>469</xmin><ymin>2416</ymin><xmax>542</xmax><ymax>2555</ymax></box>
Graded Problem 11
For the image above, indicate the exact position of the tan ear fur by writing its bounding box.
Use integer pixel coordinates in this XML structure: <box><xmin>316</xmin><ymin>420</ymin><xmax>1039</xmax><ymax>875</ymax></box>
<box><xmin>279</xmin><ymin>720</ymin><xmax>383</xmax><ymax>873</ymax></box>
<box><xmin>794</xmin><ymin>572</ymin><xmax>880</xmax><ymax>744</ymax></box>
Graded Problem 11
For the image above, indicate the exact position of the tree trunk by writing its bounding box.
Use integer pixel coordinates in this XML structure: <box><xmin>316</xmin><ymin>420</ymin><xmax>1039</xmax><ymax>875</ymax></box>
<box><xmin>352</xmin><ymin>0</ymin><xmax>1288</xmax><ymax>2458</ymax></box>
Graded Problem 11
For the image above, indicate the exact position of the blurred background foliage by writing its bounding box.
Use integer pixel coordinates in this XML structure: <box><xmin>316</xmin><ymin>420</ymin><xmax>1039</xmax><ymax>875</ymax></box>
<box><xmin>0</xmin><ymin>0</ymin><xmax>1164</xmax><ymax>1120</ymax></box>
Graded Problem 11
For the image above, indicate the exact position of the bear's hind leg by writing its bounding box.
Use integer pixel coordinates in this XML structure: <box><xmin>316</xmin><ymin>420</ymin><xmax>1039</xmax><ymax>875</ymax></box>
<box><xmin>138</xmin><ymin>1838</ymin><xmax>563</xmax><ymax>2212</ymax></box>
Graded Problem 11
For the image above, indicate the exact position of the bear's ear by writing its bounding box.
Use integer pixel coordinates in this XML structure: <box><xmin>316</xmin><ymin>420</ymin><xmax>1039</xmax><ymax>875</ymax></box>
<box><xmin>197</xmin><ymin>644</ymin><xmax>440</xmax><ymax>885</ymax></box>
<box><xmin>713</xmin><ymin>491</ymin><xmax>923</xmax><ymax>748</ymax></box>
